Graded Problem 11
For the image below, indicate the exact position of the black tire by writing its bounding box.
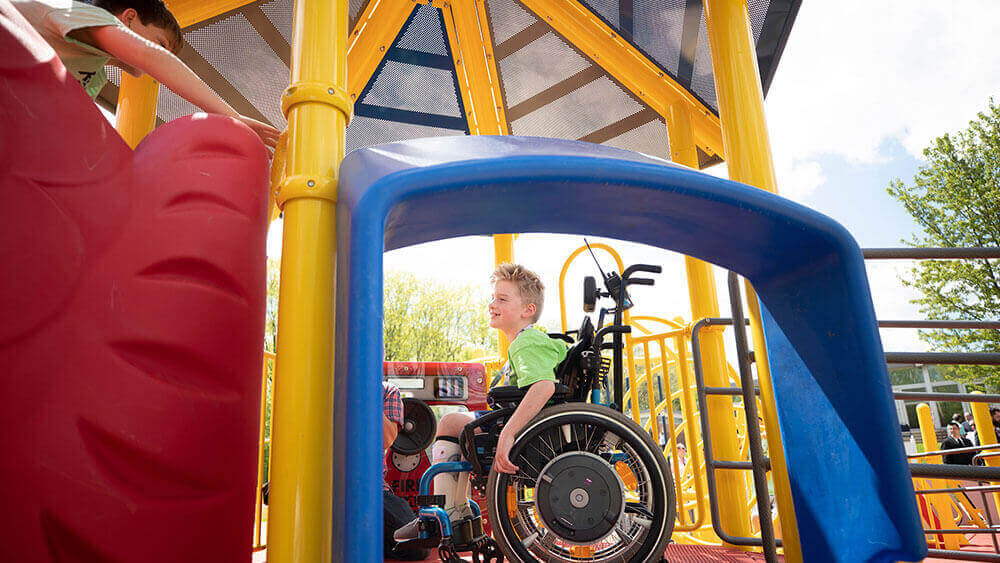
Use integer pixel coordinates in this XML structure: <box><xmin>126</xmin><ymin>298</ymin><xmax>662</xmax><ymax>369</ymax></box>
<box><xmin>486</xmin><ymin>403</ymin><xmax>674</xmax><ymax>563</ymax></box>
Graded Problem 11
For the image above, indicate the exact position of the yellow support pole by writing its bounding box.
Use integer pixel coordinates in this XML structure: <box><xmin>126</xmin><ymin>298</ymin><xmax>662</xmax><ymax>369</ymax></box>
<box><xmin>666</xmin><ymin>101</ymin><xmax>752</xmax><ymax>547</ymax></box>
<box><xmin>971</xmin><ymin>394</ymin><xmax>1000</xmax><ymax>510</ymax></box>
<box><xmin>493</xmin><ymin>233</ymin><xmax>514</xmax><ymax>356</ymax></box>
<box><xmin>266</xmin><ymin>0</ymin><xmax>350</xmax><ymax>558</ymax></box>
<box><xmin>115</xmin><ymin>73</ymin><xmax>159</xmax><ymax>149</ymax></box>
<box><xmin>916</xmin><ymin>404</ymin><xmax>964</xmax><ymax>550</ymax></box>
<box><xmin>700</xmin><ymin>2</ymin><xmax>802</xmax><ymax>557</ymax></box>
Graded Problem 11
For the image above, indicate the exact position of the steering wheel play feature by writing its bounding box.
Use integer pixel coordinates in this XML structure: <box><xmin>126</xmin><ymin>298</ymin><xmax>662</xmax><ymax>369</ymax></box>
<box><xmin>391</xmin><ymin>398</ymin><xmax>437</xmax><ymax>455</ymax></box>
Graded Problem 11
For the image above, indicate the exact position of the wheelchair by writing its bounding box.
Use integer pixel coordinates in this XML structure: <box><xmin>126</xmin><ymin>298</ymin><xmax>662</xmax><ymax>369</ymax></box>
<box><xmin>398</xmin><ymin>262</ymin><xmax>676</xmax><ymax>563</ymax></box>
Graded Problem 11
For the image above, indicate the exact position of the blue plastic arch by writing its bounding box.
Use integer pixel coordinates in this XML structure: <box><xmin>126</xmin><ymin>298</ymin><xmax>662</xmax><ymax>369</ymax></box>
<box><xmin>332</xmin><ymin>136</ymin><xmax>924</xmax><ymax>562</ymax></box>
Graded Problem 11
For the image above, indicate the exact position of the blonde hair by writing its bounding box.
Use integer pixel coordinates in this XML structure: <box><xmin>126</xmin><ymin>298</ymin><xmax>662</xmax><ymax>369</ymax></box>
<box><xmin>491</xmin><ymin>263</ymin><xmax>545</xmax><ymax>322</ymax></box>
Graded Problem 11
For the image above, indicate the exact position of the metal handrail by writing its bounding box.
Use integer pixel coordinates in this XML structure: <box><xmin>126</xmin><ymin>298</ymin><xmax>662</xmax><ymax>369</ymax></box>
<box><xmin>879</xmin><ymin>320</ymin><xmax>1000</xmax><ymax>330</ymax></box>
<box><xmin>909</xmin><ymin>444</ymin><xmax>1000</xmax><ymax>459</ymax></box>
<box><xmin>910</xmin><ymin>463</ymin><xmax>1000</xmax><ymax>481</ymax></box>
<box><xmin>863</xmin><ymin>247</ymin><xmax>1000</xmax><ymax>259</ymax></box>
<box><xmin>690</xmin><ymin>295</ymin><xmax>781</xmax><ymax>559</ymax></box>
<box><xmin>925</xmin><ymin>550</ymin><xmax>1000</xmax><ymax>562</ymax></box>
<box><xmin>885</xmin><ymin>352</ymin><xmax>1000</xmax><ymax>365</ymax></box>
<box><xmin>895</xmin><ymin>391</ymin><xmax>1000</xmax><ymax>403</ymax></box>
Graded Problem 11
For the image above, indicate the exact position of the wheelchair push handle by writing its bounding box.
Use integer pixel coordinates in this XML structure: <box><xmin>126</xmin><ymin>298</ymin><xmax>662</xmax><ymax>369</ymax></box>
<box><xmin>623</xmin><ymin>263</ymin><xmax>662</xmax><ymax>277</ymax></box>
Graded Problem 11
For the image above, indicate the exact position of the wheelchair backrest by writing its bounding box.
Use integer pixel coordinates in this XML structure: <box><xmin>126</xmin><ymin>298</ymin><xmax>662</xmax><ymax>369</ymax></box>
<box><xmin>553</xmin><ymin>316</ymin><xmax>596</xmax><ymax>402</ymax></box>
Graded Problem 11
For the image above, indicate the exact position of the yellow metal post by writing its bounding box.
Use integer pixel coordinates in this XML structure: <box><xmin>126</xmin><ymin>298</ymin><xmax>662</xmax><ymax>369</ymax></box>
<box><xmin>266</xmin><ymin>0</ymin><xmax>350</xmax><ymax>559</ymax></box>
<box><xmin>115</xmin><ymin>73</ymin><xmax>159</xmax><ymax>149</ymax></box>
<box><xmin>971</xmin><ymin>394</ymin><xmax>1000</xmax><ymax>510</ymax></box>
<box><xmin>493</xmin><ymin>233</ymin><xmax>514</xmax><ymax>356</ymax></box>
<box><xmin>916</xmin><ymin>404</ymin><xmax>964</xmax><ymax>549</ymax></box>
<box><xmin>701</xmin><ymin>2</ymin><xmax>802</xmax><ymax>557</ymax></box>
<box><xmin>666</xmin><ymin>101</ymin><xmax>752</xmax><ymax>546</ymax></box>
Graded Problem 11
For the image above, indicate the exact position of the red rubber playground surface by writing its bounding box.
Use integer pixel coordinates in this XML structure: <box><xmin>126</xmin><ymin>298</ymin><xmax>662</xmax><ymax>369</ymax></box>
<box><xmin>385</xmin><ymin>543</ymin><xmax>783</xmax><ymax>562</ymax></box>
<box><xmin>383</xmin><ymin>534</ymin><xmax>1000</xmax><ymax>562</ymax></box>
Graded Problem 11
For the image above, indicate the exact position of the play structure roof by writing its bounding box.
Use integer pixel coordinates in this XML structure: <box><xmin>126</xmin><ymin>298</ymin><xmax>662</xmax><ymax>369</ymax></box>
<box><xmin>98</xmin><ymin>0</ymin><xmax>800</xmax><ymax>168</ymax></box>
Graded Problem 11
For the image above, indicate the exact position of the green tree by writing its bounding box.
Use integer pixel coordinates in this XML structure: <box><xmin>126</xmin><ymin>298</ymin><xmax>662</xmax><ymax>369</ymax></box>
<box><xmin>383</xmin><ymin>270</ymin><xmax>496</xmax><ymax>361</ymax></box>
<box><xmin>261</xmin><ymin>258</ymin><xmax>280</xmax><ymax>479</ymax></box>
<box><xmin>887</xmin><ymin>99</ymin><xmax>1000</xmax><ymax>389</ymax></box>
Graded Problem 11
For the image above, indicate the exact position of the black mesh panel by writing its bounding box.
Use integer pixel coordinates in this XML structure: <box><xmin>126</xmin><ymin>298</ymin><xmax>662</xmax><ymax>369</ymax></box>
<box><xmin>689</xmin><ymin>9</ymin><xmax>716</xmax><ymax>109</ymax></box>
<box><xmin>486</xmin><ymin>0</ymin><xmax>536</xmax><ymax>44</ymax></box>
<box><xmin>497</xmin><ymin>32</ymin><xmax>590</xmax><ymax>107</ymax></box>
<box><xmin>260</xmin><ymin>0</ymin><xmax>293</xmax><ymax>43</ymax></box>
<box><xmin>510</xmin><ymin>76</ymin><xmax>643</xmax><ymax>139</ymax></box>
<box><xmin>346</xmin><ymin>2</ymin><xmax>468</xmax><ymax>151</ymax></box>
<box><xmin>633</xmin><ymin>0</ymin><xmax>686</xmax><ymax>76</ymax></box>
<box><xmin>185</xmin><ymin>14</ymin><xmax>289</xmax><ymax>126</ymax></box>
<box><xmin>362</xmin><ymin>61</ymin><xmax>462</xmax><ymax>117</ymax></box>
<box><xmin>604</xmin><ymin>118</ymin><xmax>668</xmax><ymax>159</ymax></box>
<box><xmin>580</xmin><ymin>0</ymin><xmax>619</xmax><ymax>25</ymax></box>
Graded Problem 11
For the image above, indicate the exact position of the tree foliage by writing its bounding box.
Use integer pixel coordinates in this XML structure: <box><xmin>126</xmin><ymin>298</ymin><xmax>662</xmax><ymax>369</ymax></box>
<box><xmin>383</xmin><ymin>270</ymin><xmax>496</xmax><ymax>362</ymax></box>
<box><xmin>887</xmin><ymin>99</ymin><xmax>1000</xmax><ymax>388</ymax></box>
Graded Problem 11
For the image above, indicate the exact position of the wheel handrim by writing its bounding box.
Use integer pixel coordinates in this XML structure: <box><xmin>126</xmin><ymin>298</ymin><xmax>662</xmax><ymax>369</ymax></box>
<box><xmin>490</xmin><ymin>409</ymin><xmax>670</xmax><ymax>563</ymax></box>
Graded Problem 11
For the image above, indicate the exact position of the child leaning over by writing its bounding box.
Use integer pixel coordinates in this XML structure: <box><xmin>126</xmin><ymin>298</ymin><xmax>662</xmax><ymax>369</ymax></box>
<box><xmin>12</xmin><ymin>0</ymin><xmax>279</xmax><ymax>147</ymax></box>
<box><xmin>394</xmin><ymin>263</ymin><xmax>567</xmax><ymax>541</ymax></box>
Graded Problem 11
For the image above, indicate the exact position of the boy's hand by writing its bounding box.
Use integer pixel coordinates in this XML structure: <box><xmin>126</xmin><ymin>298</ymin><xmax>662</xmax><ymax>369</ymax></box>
<box><xmin>492</xmin><ymin>380</ymin><xmax>555</xmax><ymax>475</ymax></box>
<box><xmin>494</xmin><ymin>429</ymin><xmax>519</xmax><ymax>474</ymax></box>
<box><xmin>235</xmin><ymin>116</ymin><xmax>280</xmax><ymax>149</ymax></box>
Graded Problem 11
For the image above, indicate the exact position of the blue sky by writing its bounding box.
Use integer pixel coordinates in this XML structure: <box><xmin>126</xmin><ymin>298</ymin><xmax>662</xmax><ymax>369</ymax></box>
<box><xmin>794</xmin><ymin>139</ymin><xmax>924</xmax><ymax>249</ymax></box>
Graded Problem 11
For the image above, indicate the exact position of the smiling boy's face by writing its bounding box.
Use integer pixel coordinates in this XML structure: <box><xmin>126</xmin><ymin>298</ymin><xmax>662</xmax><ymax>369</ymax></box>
<box><xmin>488</xmin><ymin>280</ymin><xmax>534</xmax><ymax>332</ymax></box>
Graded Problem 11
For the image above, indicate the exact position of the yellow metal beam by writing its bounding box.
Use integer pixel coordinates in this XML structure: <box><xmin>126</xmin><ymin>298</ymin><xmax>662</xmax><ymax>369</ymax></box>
<box><xmin>166</xmin><ymin>0</ymin><xmax>257</xmax><ymax>28</ymax></box>
<box><xmin>518</xmin><ymin>0</ymin><xmax>724</xmax><ymax>163</ymax></box>
<box><xmin>266</xmin><ymin>0</ymin><xmax>349</xmax><ymax>558</ymax></box>
<box><xmin>441</xmin><ymin>0</ymin><xmax>509</xmax><ymax>135</ymax></box>
<box><xmin>347</xmin><ymin>0</ymin><xmax>417</xmax><ymax>100</ymax></box>
<box><xmin>702</xmin><ymin>0</ymin><xmax>801</xmax><ymax>559</ymax></box>
<box><xmin>115</xmin><ymin>73</ymin><xmax>159</xmax><ymax>149</ymax></box>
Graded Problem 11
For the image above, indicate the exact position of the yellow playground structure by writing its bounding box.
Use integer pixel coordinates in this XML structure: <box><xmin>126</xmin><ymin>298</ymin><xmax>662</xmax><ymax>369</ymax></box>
<box><xmin>5</xmin><ymin>0</ymin><xmax>1000</xmax><ymax>561</ymax></box>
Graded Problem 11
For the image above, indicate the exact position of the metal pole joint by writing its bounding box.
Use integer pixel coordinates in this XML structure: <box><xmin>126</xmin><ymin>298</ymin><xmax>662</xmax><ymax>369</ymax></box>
<box><xmin>281</xmin><ymin>82</ymin><xmax>354</xmax><ymax>123</ymax></box>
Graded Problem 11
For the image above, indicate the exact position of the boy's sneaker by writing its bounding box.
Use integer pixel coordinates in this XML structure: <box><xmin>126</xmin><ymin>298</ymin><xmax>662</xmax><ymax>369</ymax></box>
<box><xmin>393</xmin><ymin>517</ymin><xmax>422</xmax><ymax>542</ymax></box>
<box><xmin>393</xmin><ymin>503</ymin><xmax>474</xmax><ymax>542</ymax></box>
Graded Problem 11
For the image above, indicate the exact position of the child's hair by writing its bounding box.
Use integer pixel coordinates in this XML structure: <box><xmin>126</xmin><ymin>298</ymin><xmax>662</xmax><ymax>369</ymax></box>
<box><xmin>491</xmin><ymin>263</ymin><xmax>545</xmax><ymax>322</ymax></box>
<box><xmin>92</xmin><ymin>0</ymin><xmax>183</xmax><ymax>53</ymax></box>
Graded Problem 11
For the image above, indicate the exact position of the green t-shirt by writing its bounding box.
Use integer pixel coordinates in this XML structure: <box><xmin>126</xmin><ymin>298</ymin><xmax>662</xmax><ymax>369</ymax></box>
<box><xmin>12</xmin><ymin>0</ymin><xmax>125</xmax><ymax>99</ymax></box>
<box><xmin>504</xmin><ymin>328</ymin><xmax>567</xmax><ymax>389</ymax></box>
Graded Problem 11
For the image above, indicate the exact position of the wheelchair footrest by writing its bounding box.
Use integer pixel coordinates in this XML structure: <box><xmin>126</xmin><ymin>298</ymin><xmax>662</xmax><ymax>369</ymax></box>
<box><xmin>450</xmin><ymin>515</ymin><xmax>485</xmax><ymax>547</ymax></box>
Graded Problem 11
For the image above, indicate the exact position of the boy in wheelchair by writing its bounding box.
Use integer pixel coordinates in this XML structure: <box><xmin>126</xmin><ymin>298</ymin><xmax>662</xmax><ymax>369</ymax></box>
<box><xmin>396</xmin><ymin>261</ymin><xmax>675</xmax><ymax>562</ymax></box>
<box><xmin>394</xmin><ymin>263</ymin><xmax>567</xmax><ymax>542</ymax></box>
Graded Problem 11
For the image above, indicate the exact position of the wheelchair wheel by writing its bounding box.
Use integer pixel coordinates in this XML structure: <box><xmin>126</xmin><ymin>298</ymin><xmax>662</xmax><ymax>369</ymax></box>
<box><xmin>486</xmin><ymin>403</ymin><xmax>674</xmax><ymax>563</ymax></box>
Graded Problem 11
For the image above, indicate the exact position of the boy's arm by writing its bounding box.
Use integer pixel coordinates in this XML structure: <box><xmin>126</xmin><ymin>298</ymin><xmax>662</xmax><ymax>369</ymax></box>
<box><xmin>383</xmin><ymin>415</ymin><xmax>400</xmax><ymax>451</ymax></box>
<box><xmin>68</xmin><ymin>25</ymin><xmax>279</xmax><ymax>147</ymax></box>
<box><xmin>493</xmin><ymin>379</ymin><xmax>555</xmax><ymax>474</ymax></box>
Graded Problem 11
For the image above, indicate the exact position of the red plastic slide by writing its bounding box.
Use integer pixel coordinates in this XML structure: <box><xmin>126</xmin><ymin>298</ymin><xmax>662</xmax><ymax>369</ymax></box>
<box><xmin>1</xmin><ymin>2</ymin><xmax>270</xmax><ymax>560</ymax></box>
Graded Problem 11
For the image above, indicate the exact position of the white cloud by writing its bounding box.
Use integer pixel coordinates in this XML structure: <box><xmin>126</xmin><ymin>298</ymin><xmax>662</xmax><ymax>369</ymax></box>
<box><xmin>764</xmin><ymin>0</ymin><xmax>1000</xmax><ymax>198</ymax></box>
<box><xmin>864</xmin><ymin>261</ymin><xmax>928</xmax><ymax>353</ymax></box>
<box><xmin>777</xmin><ymin>160</ymin><xmax>826</xmax><ymax>202</ymax></box>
